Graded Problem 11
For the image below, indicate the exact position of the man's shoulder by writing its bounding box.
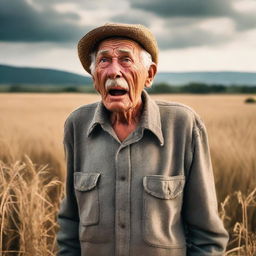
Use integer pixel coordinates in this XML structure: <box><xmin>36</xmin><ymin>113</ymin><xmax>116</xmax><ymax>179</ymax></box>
<box><xmin>155</xmin><ymin>100</ymin><xmax>204</xmax><ymax>130</ymax></box>
<box><xmin>156</xmin><ymin>100</ymin><xmax>197</xmax><ymax>117</ymax></box>
<box><xmin>65</xmin><ymin>101</ymin><xmax>99</xmax><ymax>124</ymax></box>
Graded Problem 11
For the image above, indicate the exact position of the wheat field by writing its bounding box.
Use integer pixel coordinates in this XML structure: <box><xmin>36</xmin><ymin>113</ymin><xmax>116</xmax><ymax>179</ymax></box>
<box><xmin>0</xmin><ymin>93</ymin><xmax>256</xmax><ymax>255</ymax></box>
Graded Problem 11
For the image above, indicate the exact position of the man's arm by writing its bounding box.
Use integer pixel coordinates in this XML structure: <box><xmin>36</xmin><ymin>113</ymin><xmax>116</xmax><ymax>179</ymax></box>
<box><xmin>183</xmin><ymin>119</ymin><xmax>229</xmax><ymax>255</ymax></box>
<box><xmin>57</xmin><ymin>123</ymin><xmax>81</xmax><ymax>256</ymax></box>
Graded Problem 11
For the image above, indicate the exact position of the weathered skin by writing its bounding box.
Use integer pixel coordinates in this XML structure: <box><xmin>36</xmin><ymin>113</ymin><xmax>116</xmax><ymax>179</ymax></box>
<box><xmin>91</xmin><ymin>39</ymin><xmax>157</xmax><ymax>141</ymax></box>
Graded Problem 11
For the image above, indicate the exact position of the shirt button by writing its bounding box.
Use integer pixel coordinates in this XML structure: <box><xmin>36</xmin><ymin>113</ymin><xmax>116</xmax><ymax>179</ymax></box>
<box><xmin>120</xmin><ymin>223</ymin><xmax>126</xmax><ymax>229</ymax></box>
<box><xmin>120</xmin><ymin>175</ymin><xmax>126</xmax><ymax>181</ymax></box>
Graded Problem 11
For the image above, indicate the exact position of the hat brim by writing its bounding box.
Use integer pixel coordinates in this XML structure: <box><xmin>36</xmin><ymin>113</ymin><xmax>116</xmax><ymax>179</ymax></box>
<box><xmin>78</xmin><ymin>23</ymin><xmax>158</xmax><ymax>74</ymax></box>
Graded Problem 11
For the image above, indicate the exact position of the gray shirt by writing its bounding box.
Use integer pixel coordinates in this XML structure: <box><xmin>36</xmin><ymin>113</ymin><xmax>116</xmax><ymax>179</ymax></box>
<box><xmin>57</xmin><ymin>90</ymin><xmax>229</xmax><ymax>256</ymax></box>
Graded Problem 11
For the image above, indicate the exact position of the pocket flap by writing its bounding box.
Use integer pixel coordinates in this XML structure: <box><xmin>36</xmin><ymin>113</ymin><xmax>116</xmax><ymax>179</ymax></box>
<box><xmin>74</xmin><ymin>172</ymin><xmax>101</xmax><ymax>191</ymax></box>
<box><xmin>143</xmin><ymin>175</ymin><xmax>185</xmax><ymax>199</ymax></box>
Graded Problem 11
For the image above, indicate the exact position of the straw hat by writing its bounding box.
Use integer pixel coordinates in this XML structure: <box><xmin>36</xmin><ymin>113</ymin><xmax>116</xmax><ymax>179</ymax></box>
<box><xmin>78</xmin><ymin>23</ymin><xmax>159</xmax><ymax>74</ymax></box>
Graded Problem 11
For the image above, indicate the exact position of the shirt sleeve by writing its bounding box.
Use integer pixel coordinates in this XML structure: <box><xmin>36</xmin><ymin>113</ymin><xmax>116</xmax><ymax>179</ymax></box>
<box><xmin>57</xmin><ymin>121</ymin><xmax>81</xmax><ymax>256</ymax></box>
<box><xmin>183</xmin><ymin>118</ymin><xmax>229</xmax><ymax>255</ymax></box>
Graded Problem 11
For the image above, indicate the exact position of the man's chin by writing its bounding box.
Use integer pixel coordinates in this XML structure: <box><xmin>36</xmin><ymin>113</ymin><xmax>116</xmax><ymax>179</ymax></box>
<box><xmin>103</xmin><ymin>101</ymin><xmax>131</xmax><ymax>113</ymax></box>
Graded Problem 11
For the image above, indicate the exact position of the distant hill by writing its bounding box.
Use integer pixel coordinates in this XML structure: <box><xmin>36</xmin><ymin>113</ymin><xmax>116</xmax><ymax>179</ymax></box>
<box><xmin>0</xmin><ymin>64</ymin><xmax>92</xmax><ymax>85</ymax></box>
<box><xmin>0</xmin><ymin>64</ymin><xmax>255</xmax><ymax>86</ymax></box>
<box><xmin>154</xmin><ymin>71</ymin><xmax>256</xmax><ymax>86</ymax></box>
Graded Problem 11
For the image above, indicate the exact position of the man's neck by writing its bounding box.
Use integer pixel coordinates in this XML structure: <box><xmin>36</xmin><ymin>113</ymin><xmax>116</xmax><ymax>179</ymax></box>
<box><xmin>110</xmin><ymin>101</ymin><xmax>143</xmax><ymax>142</ymax></box>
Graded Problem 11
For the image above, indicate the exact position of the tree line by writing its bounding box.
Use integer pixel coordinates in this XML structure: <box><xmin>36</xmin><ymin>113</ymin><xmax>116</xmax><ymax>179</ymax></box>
<box><xmin>147</xmin><ymin>82</ymin><xmax>256</xmax><ymax>94</ymax></box>
<box><xmin>1</xmin><ymin>82</ymin><xmax>256</xmax><ymax>93</ymax></box>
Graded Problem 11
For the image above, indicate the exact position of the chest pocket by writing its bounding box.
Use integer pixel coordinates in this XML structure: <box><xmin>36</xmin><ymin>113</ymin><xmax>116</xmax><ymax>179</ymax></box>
<box><xmin>143</xmin><ymin>175</ymin><xmax>186</xmax><ymax>248</ymax></box>
<box><xmin>74</xmin><ymin>172</ymin><xmax>101</xmax><ymax>226</ymax></box>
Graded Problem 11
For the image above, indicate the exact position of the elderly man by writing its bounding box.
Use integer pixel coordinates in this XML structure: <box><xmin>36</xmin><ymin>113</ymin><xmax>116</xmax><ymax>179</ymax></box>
<box><xmin>57</xmin><ymin>23</ymin><xmax>228</xmax><ymax>256</ymax></box>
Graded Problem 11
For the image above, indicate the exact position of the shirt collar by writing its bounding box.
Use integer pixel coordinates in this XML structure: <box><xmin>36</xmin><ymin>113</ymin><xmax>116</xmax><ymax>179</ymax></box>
<box><xmin>87</xmin><ymin>90</ymin><xmax>164</xmax><ymax>146</ymax></box>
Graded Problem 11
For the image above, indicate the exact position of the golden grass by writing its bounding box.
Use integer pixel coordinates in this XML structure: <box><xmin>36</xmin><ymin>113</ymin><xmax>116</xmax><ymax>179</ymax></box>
<box><xmin>221</xmin><ymin>188</ymin><xmax>256</xmax><ymax>255</ymax></box>
<box><xmin>0</xmin><ymin>156</ymin><xmax>63</xmax><ymax>255</ymax></box>
<box><xmin>0</xmin><ymin>93</ymin><xmax>255</xmax><ymax>254</ymax></box>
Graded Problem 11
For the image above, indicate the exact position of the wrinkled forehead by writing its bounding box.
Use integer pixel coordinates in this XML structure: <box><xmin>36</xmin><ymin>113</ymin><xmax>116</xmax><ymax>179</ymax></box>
<box><xmin>95</xmin><ymin>37</ymin><xmax>143</xmax><ymax>56</ymax></box>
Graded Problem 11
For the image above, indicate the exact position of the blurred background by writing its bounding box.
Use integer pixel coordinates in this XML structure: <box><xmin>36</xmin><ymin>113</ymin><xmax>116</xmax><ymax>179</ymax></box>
<box><xmin>0</xmin><ymin>0</ymin><xmax>256</xmax><ymax>255</ymax></box>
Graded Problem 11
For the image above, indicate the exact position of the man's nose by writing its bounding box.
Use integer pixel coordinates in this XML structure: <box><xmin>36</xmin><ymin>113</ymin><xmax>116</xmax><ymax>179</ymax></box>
<box><xmin>107</xmin><ymin>59</ymin><xmax>122</xmax><ymax>79</ymax></box>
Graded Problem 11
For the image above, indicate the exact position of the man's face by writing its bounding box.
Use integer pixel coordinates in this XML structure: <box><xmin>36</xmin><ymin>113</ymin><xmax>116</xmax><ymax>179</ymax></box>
<box><xmin>92</xmin><ymin>38</ymin><xmax>154</xmax><ymax>113</ymax></box>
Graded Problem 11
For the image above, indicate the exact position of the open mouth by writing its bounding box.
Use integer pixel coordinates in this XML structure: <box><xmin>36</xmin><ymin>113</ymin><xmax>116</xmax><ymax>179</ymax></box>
<box><xmin>108</xmin><ymin>89</ymin><xmax>127</xmax><ymax>96</ymax></box>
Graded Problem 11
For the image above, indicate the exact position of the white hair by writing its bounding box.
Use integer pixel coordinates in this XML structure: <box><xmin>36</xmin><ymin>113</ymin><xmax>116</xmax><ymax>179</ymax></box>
<box><xmin>89</xmin><ymin>48</ymin><xmax>153</xmax><ymax>74</ymax></box>
<box><xmin>90</xmin><ymin>53</ymin><xmax>96</xmax><ymax>74</ymax></box>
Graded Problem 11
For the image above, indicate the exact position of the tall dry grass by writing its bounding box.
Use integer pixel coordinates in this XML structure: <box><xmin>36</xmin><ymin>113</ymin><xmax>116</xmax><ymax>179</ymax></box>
<box><xmin>0</xmin><ymin>93</ymin><xmax>255</xmax><ymax>254</ymax></box>
<box><xmin>221</xmin><ymin>188</ymin><xmax>256</xmax><ymax>255</ymax></box>
<box><xmin>0</xmin><ymin>156</ymin><xmax>63</xmax><ymax>255</ymax></box>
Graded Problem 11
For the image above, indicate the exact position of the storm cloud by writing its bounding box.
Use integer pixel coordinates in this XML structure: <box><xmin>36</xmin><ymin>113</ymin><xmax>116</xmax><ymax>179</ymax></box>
<box><xmin>128</xmin><ymin>0</ymin><xmax>256</xmax><ymax>48</ymax></box>
<box><xmin>131</xmin><ymin>0</ymin><xmax>233</xmax><ymax>17</ymax></box>
<box><xmin>0</xmin><ymin>0</ymin><xmax>256</xmax><ymax>50</ymax></box>
<box><xmin>0</xmin><ymin>0</ymin><xmax>90</xmax><ymax>42</ymax></box>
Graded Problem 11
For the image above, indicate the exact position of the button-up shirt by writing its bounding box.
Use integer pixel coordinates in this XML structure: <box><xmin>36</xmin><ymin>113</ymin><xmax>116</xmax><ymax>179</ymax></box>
<box><xmin>57</xmin><ymin>90</ymin><xmax>228</xmax><ymax>256</ymax></box>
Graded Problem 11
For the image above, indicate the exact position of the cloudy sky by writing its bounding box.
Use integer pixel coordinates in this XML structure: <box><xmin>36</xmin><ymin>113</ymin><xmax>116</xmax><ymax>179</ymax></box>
<box><xmin>1</xmin><ymin>0</ymin><xmax>256</xmax><ymax>75</ymax></box>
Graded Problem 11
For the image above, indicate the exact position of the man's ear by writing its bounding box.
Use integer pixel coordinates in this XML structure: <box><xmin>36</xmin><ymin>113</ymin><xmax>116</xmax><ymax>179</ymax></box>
<box><xmin>145</xmin><ymin>63</ymin><xmax>157</xmax><ymax>88</ymax></box>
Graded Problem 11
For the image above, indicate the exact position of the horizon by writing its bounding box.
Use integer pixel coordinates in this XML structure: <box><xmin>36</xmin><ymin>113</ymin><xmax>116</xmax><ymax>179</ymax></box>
<box><xmin>1</xmin><ymin>63</ymin><xmax>256</xmax><ymax>77</ymax></box>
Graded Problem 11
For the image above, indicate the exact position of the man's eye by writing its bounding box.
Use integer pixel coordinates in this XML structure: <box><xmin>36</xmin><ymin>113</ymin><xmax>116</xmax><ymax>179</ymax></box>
<box><xmin>99</xmin><ymin>58</ymin><xmax>108</xmax><ymax>63</ymax></box>
<box><xmin>121</xmin><ymin>57</ymin><xmax>132</xmax><ymax>65</ymax></box>
<box><xmin>123</xmin><ymin>57</ymin><xmax>131</xmax><ymax>62</ymax></box>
